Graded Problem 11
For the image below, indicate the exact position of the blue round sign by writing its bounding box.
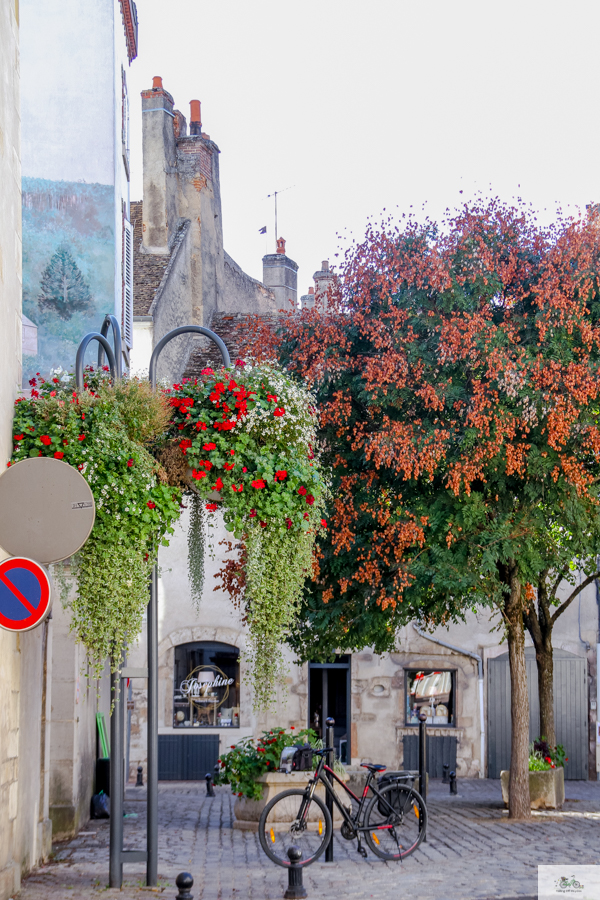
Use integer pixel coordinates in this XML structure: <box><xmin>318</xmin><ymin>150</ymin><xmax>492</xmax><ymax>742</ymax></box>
<box><xmin>0</xmin><ymin>557</ymin><xmax>51</xmax><ymax>632</ymax></box>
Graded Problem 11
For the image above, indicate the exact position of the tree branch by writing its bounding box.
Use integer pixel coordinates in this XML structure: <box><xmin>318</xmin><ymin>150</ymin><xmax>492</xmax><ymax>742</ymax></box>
<box><xmin>551</xmin><ymin>571</ymin><xmax>600</xmax><ymax>624</ymax></box>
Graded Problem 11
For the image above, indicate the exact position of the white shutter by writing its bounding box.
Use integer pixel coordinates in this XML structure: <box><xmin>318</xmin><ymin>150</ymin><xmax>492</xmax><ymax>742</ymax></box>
<box><xmin>123</xmin><ymin>219</ymin><xmax>134</xmax><ymax>350</ymax></box>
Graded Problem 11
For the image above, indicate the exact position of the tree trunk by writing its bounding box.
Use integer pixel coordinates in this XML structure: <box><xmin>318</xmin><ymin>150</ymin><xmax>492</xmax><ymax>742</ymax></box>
<box><xmin>524</xmin><ymin>578</ymin><xmax>556</xmax><ymax>747</ymax></box>
<box><xmin>503</xmin><ymin>564</ymin><xmax>531</xmax><ymax>819</ymax></box>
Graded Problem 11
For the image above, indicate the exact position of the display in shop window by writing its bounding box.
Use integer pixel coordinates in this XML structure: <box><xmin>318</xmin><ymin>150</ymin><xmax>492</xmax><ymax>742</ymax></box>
<box><xmin>173</xmin><ymin>641</ymin><xmax>240</xmax><ymax>728</ymax></box>
<box><xmin>405</xmin><ymin>669</ymin><xmax>455</xmax><ymax>726</ymax></box>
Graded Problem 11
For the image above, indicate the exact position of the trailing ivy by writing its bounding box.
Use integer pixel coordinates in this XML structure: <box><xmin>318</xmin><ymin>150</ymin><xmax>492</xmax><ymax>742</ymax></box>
<box><xmin>162</xmin><ymin>361</ymin><xmax>328</xmax><ymax>709</ymax></box>
<box><xmin>10</xmin><ymin>369</ymin><xmax>182</xmax><ymax>676</ymax></box>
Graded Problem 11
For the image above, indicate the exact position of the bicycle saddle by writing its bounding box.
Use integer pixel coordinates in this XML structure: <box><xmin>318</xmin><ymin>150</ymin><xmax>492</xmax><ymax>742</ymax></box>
<box><xmin>360</xmin><ymin>763</ymin><xmax>387</xmax><ymax>772</ymax></box>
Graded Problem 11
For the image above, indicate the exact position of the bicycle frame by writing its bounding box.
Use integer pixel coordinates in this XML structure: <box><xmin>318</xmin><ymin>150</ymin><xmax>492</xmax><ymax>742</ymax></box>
<box><xmin>302</xmin><ymin>752</ymin><xmax>412</xmax><ymax>834</ymax></box>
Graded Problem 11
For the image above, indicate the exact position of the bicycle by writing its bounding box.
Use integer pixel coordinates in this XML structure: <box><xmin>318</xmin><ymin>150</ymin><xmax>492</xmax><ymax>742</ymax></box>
<box><xmin>258</xmin><ymin>748</ymin><xmax>427</xmax><ymax>867</ymax></box>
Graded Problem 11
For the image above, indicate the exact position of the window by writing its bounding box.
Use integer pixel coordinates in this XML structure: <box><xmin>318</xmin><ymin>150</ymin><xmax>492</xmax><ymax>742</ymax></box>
<box><xmin>173</xmin><ymin>642</ymin><xmax>240</xmax><ymax>728</ymax></box>
<box><xmin>405</xmin><ymin>669</ymin><xmax>455</xmax><ymax>726</ymax></box>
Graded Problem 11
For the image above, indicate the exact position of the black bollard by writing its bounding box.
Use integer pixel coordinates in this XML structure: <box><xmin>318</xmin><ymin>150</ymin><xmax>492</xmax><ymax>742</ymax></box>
<box><xmin>442</xmin><ymin>763</ymin><xmax>449</xmax><ymax>785</ymax></box>
<box><xmin>418</xmin><ymin>711</ymin><xmax>427</xmax><ymax>803</ymax></box>
<box><xmin>205</xmin><ymin>773</ymin><xmax>215</xmax><ymax>797</ymax></box>
<box><xmin>136</xmin><ymin>766</ymin><xmax>144</xmax><ymax>787</ymax></box>
<box><xmin>325</xmin><ymin>717</ymin><xmax>335</xmax><ymax>862</ymax></box>
<box><xmin>175</xmin><ymin>872</ymin><xmax>194</xmax><ymax>900</ymax></box>
<box><xmin>284</xmin><ymin>847</ymin><xmax>307</xmax><ymax>900</ymax></box>
<box><xmin>449</xmin><ymin>771</ymin><xmax>458</xmax><ymax>795</ymax></box>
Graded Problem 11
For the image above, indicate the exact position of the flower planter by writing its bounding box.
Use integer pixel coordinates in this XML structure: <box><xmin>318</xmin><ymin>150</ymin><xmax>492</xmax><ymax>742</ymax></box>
<box><xmin>500</xmin><ymin>767</ymin><xmax>565</xmax><ymax>810</ymax></box>
<box><xmin>233</xmin><ymin>770</ymin><xmax>349</xmax><ymax>832</ymax></box>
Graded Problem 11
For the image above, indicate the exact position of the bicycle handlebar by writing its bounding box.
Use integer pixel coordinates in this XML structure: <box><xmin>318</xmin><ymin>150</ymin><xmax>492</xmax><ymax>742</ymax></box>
<box><xmin>311</xmin><ymin>747</ymin><xmax>335</xmax><ymax>756</ymax></box>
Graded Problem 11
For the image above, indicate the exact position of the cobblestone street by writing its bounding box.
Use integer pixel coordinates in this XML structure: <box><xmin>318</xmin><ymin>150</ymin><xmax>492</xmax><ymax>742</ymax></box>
<box><xmin>15</xmin><ymin>779</ymin><xmax>600</xmax><ymax>900</ymax></box>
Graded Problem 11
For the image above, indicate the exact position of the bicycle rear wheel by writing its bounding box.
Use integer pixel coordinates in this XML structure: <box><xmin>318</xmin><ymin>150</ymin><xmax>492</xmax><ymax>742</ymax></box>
<box><xmin>258</xmin><ymin>788</ymin><xmax>332</xmax><ymax>868</ymax></box>
<box><xmin>364</xmin><ymin>783</ymin><xmax>427</xmax><ymax>860</ymax></box>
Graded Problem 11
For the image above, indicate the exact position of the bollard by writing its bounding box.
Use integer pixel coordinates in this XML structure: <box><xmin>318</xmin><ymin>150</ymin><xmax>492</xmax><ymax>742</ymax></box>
<box><xmin>175</xmin><ymin>872</ymin><xmax>194</xmax><ymax>899</ymax></box>
<box><xmin>205</xmin><ymin>773</ymin><xmax>215</xmax><ymax>797</ymax></box>
<box><xmin>136</xmin><ymin>766</ymin><xmax>144</xmax><ymax>787</ymax></box>
<box><xmin>284</xmin><ymin>846</ymin><xmax>307</xmax><ymax>899</ymax></box>
<box><xmin>418</xmin><ymin>711</ymin><xmax>427</xmax><ymax>803</ymax></box>
<box><xmin>442</xmin><ymin>763</ymin><xmax>449</xmax><ymax>785</ymax></box>
<box><xmin>449</xmin><ymin>771</ymin><xmax>458</xmax><ymax>795</ymax></box>
<box><xmin>325</xmin><ymin>717</ymin><xmax>335</xmax><ymax>863</ymax></box>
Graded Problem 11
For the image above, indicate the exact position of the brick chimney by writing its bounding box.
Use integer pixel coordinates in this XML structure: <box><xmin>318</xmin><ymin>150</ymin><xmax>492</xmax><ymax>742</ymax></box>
<box><xmin>141</xmin><ymin>76</ymin><xmax>178</xmax><ymax>254</ymax></box>
<box><xmin>263</xmin><ymin>238</ymin><xmax>298</xmax><ymax>310</ymax></box>
<box><xmin>314</xmin><ymin>259</ymin><xmax>334</xmax><ymax>303</ymax></box>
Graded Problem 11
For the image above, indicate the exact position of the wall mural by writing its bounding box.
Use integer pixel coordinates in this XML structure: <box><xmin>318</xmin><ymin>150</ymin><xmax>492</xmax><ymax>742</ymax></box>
<box><xmin>21</xmin><ymin>177</ymin><xmax>115</xmax><ymax>384</ymax></box>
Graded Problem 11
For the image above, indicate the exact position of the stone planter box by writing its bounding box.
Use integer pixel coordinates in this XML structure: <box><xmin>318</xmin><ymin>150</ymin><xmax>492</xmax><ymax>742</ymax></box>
<box><xmin>500</xmin><ymin>767</ymin><xmax>565</xmax><ymax>810</ymax></box>
<box><xmin>233</xmin><ymin>770</ymin><xmax>349</xmax><ymax>832</ymax></box>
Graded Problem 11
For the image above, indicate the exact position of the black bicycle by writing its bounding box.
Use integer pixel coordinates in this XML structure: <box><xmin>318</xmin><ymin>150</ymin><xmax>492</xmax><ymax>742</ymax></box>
<box><xmin>258</xmin><ymin>748</ymin><xmax>427</xmax><ymax>867</ymax></box>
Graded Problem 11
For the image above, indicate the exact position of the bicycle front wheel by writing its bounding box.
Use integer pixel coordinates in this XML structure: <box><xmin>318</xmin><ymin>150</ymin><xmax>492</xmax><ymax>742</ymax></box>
<box><xmin>258</xmin><ymin>788</ymin><xmax>332</xmax><ymax>867</ymax></box>
<box><xmin>364</xmin><ymin>783</ymin><xmax>427</xmax><ymax>860</ymax></box>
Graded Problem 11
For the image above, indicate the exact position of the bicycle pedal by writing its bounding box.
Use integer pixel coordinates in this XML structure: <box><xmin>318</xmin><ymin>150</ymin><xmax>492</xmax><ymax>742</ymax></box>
<box><xmin>357</xmin><ymin>846</ymin><xmax>368</xmax><ymax>858</ymax></box>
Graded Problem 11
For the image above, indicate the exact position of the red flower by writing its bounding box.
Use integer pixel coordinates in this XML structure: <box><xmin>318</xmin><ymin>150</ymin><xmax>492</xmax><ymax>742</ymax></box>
<box><xmin>192</xmin><ymin>470</ymin><xmax>208</xmax><ymax>480</ymax></box>
<box><xmin>298</xmin><ymin>486</ymin><xmax>307</xmax><ymax>496</ymax></box>
<box><xmin>306</xmin><ymin>494</ymin><xmax>315</xmax><ymax>506</ymax></box>
<box><xmin>251</xmin><ymin>479</ymin><xmax>266</xmax><ymax>489</ymax></box>
<box><xmin>49</xmin><ymin>390</ymin><xmax>56</xmax><ymax>397</ymax></box>
<box><xmin>52</xmin><ymin>378</ymin><xmax>59</xmax><ymax>384</ymax></box>
<box><xmin>286</xmin><ymin>518</ymin><xmax>293</xmax><ymax>530</ymax></box>
<box><xmin>235</xmin><ymin>358</ymin><xmax>245</xmax><ymax>367</ymax></box>
<box><xmin>196</xmin><ymin>421</ymin><xmax>207</xmax><ymax>431</ymax></box>
<box><xmin>321</xmin><ymin>519</ymin><xmax>327</xmax><ymax>528</ymax></box>
<box><xmin>199</xmin><ymin>460</ymin><xmax>213</xmax><ymax>471</ymax></box>
<box><xmin>273</xmin><ymin>407</ymin><xmax>285</xmax><ymax>417</ymax></box>
<box><xmin>274</xmin><ymin>470</ymin><xmax>287</xmax><ymax>481</ymax></box>
<box><xmin>290</xmin><ymin>726</ymin><xmax>295</xmax><ymax>730</ymax></box>
<box><xmin>206</xmin><ymin>503</ymin><xmax>218</xmax><ymax>511</ymax></box>
<box><xmin>267</xmin><ymin>394</ymin><xmax>277</xmax><ymax>403</ymax></box>
<box><xmin>249</xmin><ymin>509</ymin><xmax>257</xmax><ymax>517</ymax></box>
<box><xmin>147</xmin><ymin>501</ymin><xmax>156</xmax><ymax>509</ymax></box>
<box><xmin>78</xmin><ymin>434</ymin><xmax>86</xmax><ymax>441</ymax></box>
<box><xmin>14</xmin><ymin>434</ymin><xmax>23</xmax><ymax>441</ymax></box>
<box><xmin>260</xmin><ymin>521</ymin><xmax>267</xmax><ymax>528</ymax></box>
<box><xmin>303</xmin><ymin>512</ymin><xmax>309</xmax><ymax>519</ymax></box>
<box><xmin>30</xmin><ymin>389</ymin><xmax>39</xmax><ymax>398</ymax></box>
<box><xmin>213</xmin><ymin>477</ymin><xmax>224</xmax><ymax>491</ymax></box>
<box><xmin>229</xmin><ymin>449</ymin><xmax>235</xmax><ymax>456</ymax></box>
<box><xmin>201</xmin><ymin>368</ymin><xmax>214</xmax><ymax>376</ymax></box>
<box><xmin>54</xmin><ymin>451</ymin><xmax>64</xmax><ymax>459</ymax></box>
<box><xmin>203</xmin><ymin>442</ymin><xmax>217</xmax><ymax>451</ymax></box>
<box><xmin>127</xmin><ymin>459</ymin><xmax>134</xmax><ymax>467</ymax></box>
<box><xmin>224</xmin><ymin>462</ymin><xmax>235</xmax><ymax>471</ymax></box>
<box><xmin>40</xmin><ymin>435</ymin><xmax>51</xmax><ymax>446</ymax></box>
<box><xmin>231</xmin><ymin>483</ymin><xmax>244</xmax><ymax>492</ymax></box>
<box><xmin>179</xmin><ymin>439</ymin><xmax>192</xmax><ymax>453</ymax></box>
<box><xmin>178</xmin><ymin>423</ymin><xmax>185</xmax><ymax>430</ymax></box>
<box><xmin>242</xmin><ymin>466</ymin><xmax>247</xmax><ymax>473</ymax></box>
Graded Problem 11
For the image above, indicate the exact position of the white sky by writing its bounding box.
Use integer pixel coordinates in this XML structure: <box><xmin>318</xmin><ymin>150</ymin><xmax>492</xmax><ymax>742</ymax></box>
<box><xmin>128</xmin><ymin>0</ymin><xmax>600</xmax><ymax>291</ymax></box>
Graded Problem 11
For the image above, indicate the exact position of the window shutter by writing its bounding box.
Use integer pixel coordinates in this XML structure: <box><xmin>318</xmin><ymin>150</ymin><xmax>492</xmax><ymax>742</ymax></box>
<box><xmin>123</xmin><ymin>219</ymin><xmax>134</xmax><ymax>350</ymax></box>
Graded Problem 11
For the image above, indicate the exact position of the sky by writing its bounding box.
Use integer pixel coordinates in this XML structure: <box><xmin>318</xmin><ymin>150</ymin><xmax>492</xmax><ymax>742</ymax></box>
<box><xmin>128</xmin><ymin>0</ymin><xmax>600</xmax><ymax>291</ymax></box>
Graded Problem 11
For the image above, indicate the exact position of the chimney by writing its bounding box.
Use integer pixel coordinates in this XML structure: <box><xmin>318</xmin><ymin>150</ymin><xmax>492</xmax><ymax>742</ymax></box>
<box><xmin>263</xmin><ymin>238</ymin><xmax>298</xmax><ymax>310</ymax></box>
<box><xmin>308</xmin><ymin>286</ymin><xmax>314</xmax><ymax>295</ymax></box>
<box><xmin>313</xmin><ymin>259</ymin><xmax>335</xmax><ymax>308</ymax></box>
<box><xmin>141</xmin><ymin>76</ymin><xmax>178</xmax><ymax>253</ymax></box>
<box><xmin>300</xmin><ymin>286</ymin><xmax>315</xmax><ymax>310</ymax></box>
<box><xmin>189</xmin><ymin>99</ymin><xmax>202</xmax><ymax>136</ymax></box>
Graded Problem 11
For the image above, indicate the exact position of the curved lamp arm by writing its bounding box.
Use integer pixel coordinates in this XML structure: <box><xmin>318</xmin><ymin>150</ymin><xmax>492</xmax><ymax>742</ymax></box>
<box><xmin>98</xmin><ymin>314</ymin><xmax>123</xmax><ymax>378</ymax></box>
<box><xmin>148</xmin><ymin>325</ymin><xmax>231</xmax><ymax>390</ymax></box>
<box><xmin>75</xmin><ymin>333</ymin><xmax>118</xmax><ymax>389</ymax></box>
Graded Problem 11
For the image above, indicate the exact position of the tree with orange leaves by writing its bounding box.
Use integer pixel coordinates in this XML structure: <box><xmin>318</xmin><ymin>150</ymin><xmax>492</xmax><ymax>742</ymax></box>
<box><xmin>255</xmin><ymin>200</ymin><xmax>600</xmax><ymax>818</ymax></box>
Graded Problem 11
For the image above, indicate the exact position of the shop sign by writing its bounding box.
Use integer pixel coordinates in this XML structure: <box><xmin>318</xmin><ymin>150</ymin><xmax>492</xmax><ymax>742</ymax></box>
<box><xmin>180</xmin><ymin>665</ymin><xmax>234</xmax><ymax>712</ymax></box>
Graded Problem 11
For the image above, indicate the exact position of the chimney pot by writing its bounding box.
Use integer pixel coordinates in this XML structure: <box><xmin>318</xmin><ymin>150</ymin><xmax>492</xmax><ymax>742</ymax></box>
<box><xmin>322</xmin><ymin>260</ymin><xmax>329</xmax><ymax>271</ymax></box>
<box><xmin>276</xmin><ymin>237</ymin><xmax>286</xmax><ymax>255</ymax></box>
<box><xmin>190</xmin><ymin>100</ymin><xmax>201</xmax><ymax>123</ymax></box>
<box><xmin>308</xmin><ymin>287</ymin><xmax>314</xmax><ymax>294</ymax></box>
<box><xmin>152</xmin><ymin>76</ymin><xmax>163</xmax><ymax>90</ymax></box>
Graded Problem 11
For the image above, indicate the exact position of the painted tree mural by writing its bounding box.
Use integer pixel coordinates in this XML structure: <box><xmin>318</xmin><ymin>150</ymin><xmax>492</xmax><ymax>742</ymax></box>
<box><xmin>38</xmin><ymin>244</ymin><xmax>94</xmax><ymax>321</ymax></box>
<box><xmin>250</xmin><ymin>200</ymin><xmax>600</xmax><ymax>817</ymax></box>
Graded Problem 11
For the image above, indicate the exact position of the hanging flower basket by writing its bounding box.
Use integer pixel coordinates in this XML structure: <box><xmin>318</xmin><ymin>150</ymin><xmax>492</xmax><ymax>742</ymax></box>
<box><xmin>160</xmin><ymin>360</ymin><xmax>328</xmax><ymax>709</ymax></box>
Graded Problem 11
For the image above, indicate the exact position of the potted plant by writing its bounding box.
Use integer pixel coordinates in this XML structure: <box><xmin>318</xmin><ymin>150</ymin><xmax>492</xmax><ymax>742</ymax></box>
<box><xmin>501</xmin><ymin>738</ymin><xmax>567</xmax><ymax>810</ymax></box>
<box><xmin>216</xmin><ymin>727</ymin><xmax>347</xmax><ymax>830</ymax></box>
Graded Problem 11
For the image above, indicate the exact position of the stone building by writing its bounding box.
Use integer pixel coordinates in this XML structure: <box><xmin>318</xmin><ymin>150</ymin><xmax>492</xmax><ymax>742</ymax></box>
<box><xmin>126</xmin><ymin>77</ymin><xmax>599</xmax><ymax>788</ymax></box>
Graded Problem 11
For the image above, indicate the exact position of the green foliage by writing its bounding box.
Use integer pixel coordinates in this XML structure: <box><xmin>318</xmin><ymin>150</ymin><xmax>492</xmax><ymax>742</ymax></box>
<box><xmin>532</xmin><ymin>737</ymin><xmax>568</xmax><ymax>769</ymax></box>
<box><xmin>216</xmin><ymin>727</ymin><xmax>317</xmax><ymax>800</ymax></box>
<box><xmin>11</xmin><ymin>368</ymin><xmax>181</xmax><ymax>675</ymax></box>
<box><xmin>163</xmin><ymin>362</ymin><xmax>328</xmax><ymax>708</ymax></box>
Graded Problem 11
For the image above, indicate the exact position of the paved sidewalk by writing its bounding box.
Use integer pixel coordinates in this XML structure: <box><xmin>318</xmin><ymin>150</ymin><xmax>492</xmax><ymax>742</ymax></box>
<box><xmin>16</xmin><ymin>779</ymin><xmax>600</xmax><ymax>900</ymax></box>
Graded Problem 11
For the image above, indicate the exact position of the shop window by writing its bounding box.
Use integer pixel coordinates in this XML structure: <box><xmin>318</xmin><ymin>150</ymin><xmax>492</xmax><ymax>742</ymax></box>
<box><xmin>173</xmin><ymin>641</ymin><xmax>240</xmax><ymax>728</ymax></box>
<box><xmin>405</xmin><ymin>669</ymin><xmax>455</xmax><ymax>726</ymax></box>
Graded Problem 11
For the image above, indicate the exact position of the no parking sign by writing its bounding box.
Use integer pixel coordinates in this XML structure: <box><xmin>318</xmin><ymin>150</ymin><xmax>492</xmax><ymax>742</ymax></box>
<box><xmin>0</xmin><ymin>557</ymin><xmax>51</xmax><ymax>632</ymax></box>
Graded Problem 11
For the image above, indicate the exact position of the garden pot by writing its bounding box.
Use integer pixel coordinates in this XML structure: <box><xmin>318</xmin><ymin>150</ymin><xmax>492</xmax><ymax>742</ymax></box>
<box><xmin>500</xmin><ymin>767</ymin><xmax>564</xmax><ymax>810</ymax></box>
<box><xmin>232</xmin><ymin>770</ymin><xmax>349</xmax><ymax>832</ymax></box>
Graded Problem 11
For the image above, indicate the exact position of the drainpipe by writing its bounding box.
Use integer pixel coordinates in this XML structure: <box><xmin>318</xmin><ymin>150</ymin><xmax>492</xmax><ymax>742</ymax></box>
<box><xmin>595</xmin><ymin>564</ymin><xmax>600</xmax><ymax>780</ymax></box>
<box><xmin>412</xmin><ymin>624</ymin><xmax>485</xmax><ymax>779</ymax></box>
